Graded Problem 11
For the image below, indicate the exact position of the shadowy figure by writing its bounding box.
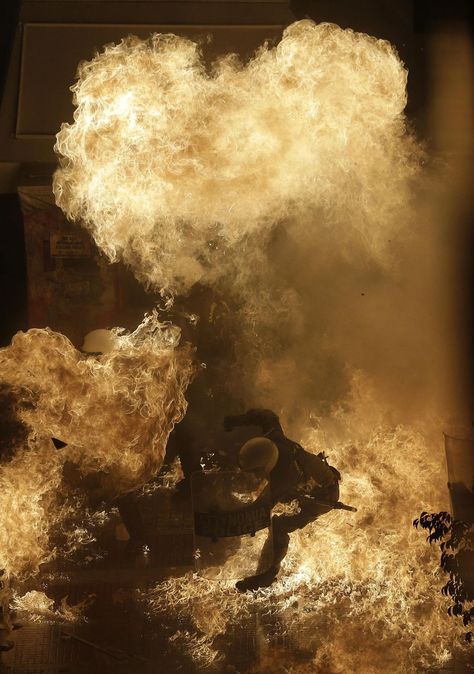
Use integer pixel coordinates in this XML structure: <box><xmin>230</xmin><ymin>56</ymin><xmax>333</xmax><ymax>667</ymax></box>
<box><xmin>0</xmin><ymin>384</ymin><xmax>29</xmax><ymax>463</ymax></box>
<box><xmin>163</xmin><ymin>283</ymin><xmax>236</xmax><ymax>494</ymax></box>
<box><xmin>224</xmin><ymin>409</ymin><xmax>352</xmax><ymax>591</ymax></box>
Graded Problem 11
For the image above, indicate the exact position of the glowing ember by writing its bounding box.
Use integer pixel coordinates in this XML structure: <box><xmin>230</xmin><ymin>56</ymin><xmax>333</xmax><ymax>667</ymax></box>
<box><xmin>53</xmin><ymin>20</ymin><xmax>420</xmax><ymax>293</ymax></box>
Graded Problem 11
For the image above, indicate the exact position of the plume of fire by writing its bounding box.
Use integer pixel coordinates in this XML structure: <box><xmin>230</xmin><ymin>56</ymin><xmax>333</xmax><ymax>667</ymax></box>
<box><xmin>144</xmin><ymin>374</ymin><xmax>465</xmax><ymax>673</ymax></box>
<box><xmin>0</xmin><ymin>313</ymin><xmax>194</xmax><ymax>497</ymax></box>
<box><xmin>3</xmin><ymin>17</ymin><xmax>462</xmax><ymax>671</ymax></box>
<box><xmin>0</xmin><ymin>313</ymin><xmax>193</xmax><ymax>588</ymax></box>
<box><xmin>0</xmin><ymin>439</ymin><xmax>63</xmax><ymax>580</ymax></box>
<box><xmin>53</xmin><ymin>20</ymin><xmax>421</xmax><ymax>293</ymax></box>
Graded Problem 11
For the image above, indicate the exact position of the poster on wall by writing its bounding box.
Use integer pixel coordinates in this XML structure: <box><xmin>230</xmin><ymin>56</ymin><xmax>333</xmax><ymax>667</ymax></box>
<box><xmin>17</xmin><ymin>179</ymin><xmax>123</xmax><ymax>347</ymax></box>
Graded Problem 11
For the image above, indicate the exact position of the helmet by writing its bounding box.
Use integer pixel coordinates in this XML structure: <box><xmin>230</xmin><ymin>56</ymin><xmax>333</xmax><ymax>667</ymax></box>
<box><xmin>81</xmin><ymin>329</ymin><xmax>117</xmax><ymax>354</ymax></box>
<box><xmin>238</xmin><ymin>437</ymin><xmax>279</xmax><ymax>474</ymax></box>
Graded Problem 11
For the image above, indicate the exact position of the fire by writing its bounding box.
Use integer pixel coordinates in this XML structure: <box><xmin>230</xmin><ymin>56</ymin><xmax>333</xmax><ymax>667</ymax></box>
<box><xmin>53</xmin><ymin>20</ymin><xmax>420</xmax><ymax>294</ymax></box>
<box><xmin>145</xmin><ymin>377</ymin><xmax>463</xmax><ymax>673</ymax></box>
<box><xmin>0</xmin><ymin>313</ymin><xmax>194</xmax><ymax>497</ymax></box>
<box><xmin>11</xmin><ymin>590</ymin><xmax>94</xmax><ymax>624</ymax></box>
<box><xmin>0</xmin><ymin>313</ymin><xmax>193</xmax><ymax>586</ymax></box>
<box><xmin>0</xmin><ymin>17</ymin><xmax>466</xmax><ymax>673</ymax></box>
<box><xmin>0</xmin><ymin>439</ymin><xmax>63</xmax><ymax>580</ymax></box>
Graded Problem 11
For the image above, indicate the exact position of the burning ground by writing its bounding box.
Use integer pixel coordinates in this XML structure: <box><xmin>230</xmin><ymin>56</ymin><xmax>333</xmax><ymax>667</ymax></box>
<box><xmin>143</xmin><ymin>380</ymin><xmax>460</xmax><ymax>674</ymax></box>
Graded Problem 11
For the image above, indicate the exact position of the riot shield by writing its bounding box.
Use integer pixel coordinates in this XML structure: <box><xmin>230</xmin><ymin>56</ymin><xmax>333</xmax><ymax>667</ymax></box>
<box><xmin>444</xmin><ymin>432</ymin><xmax>474</xmax><ymax>522</ymax></box>
<box><xmin>191</xmin><ymin>471</ymin><xmax>273</xmax><ymax>580</ymax></box>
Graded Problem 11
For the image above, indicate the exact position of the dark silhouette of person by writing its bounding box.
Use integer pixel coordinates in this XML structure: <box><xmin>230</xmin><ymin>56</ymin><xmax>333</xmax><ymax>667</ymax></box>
<box><xmin>0</xmin><ymin>384</ymin><xmax>29</xmax><ymax>464</ymax></box>
<box><xmin>163</xmin><ymin>283</ymin><xmax>236</xmax><ymax>492</ymax></box>
<box><xmin>224</xmin><ymin>409</ymin><xmax>345</xmax><ymax>591</ymax></box>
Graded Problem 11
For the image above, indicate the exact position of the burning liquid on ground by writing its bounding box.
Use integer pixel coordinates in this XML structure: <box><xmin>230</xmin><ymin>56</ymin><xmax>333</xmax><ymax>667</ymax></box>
<box><xmin>143</xmin><ymin>384</ymin><xmax>462</xmax><ymax>673</ymax></box>
<box><xmin>1</xmin><ymin>365</ymin><xmax>465</xmax><ymax>672</ymax></box>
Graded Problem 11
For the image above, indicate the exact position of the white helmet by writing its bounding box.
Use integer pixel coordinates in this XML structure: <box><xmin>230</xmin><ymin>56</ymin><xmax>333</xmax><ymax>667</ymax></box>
<box><xmin>238</xmin><ymin>437</ymin><xmax>279</xmax><ymax>474</ymax></box>
<box><xmin>81</xmin><ymin>329</ymin><xmax>117</xmax><ymax>354</ymax></box>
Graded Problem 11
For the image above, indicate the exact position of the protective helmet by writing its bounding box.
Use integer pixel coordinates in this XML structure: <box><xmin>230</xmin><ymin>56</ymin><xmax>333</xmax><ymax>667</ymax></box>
<box><xmin>81</xmin><ymin>329</ymin><xmax>117</xmax><ymax>354</ymax></box>
<box><xmin>238</xmin><ymin>437</ymin><xmax>279</xmax><ymax>474</ymax></box>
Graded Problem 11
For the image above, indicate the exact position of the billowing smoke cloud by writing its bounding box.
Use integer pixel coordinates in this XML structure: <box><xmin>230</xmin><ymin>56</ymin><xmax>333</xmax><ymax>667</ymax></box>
<box><xmin>53</xmin><ymin>20</ymin><xmax>420</xmax><ymax>293</ymax></box>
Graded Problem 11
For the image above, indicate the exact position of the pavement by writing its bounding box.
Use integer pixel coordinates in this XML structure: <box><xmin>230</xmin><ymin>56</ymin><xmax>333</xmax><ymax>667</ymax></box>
<box><xmin>1</xmin><ymin>482</ymin><xmax>473</xmax><ymax>674</ymax></box>
<box><xmin>0</xmin><ymin>484</ymin><xmax>201</xmax><ymax>674</ymax></box>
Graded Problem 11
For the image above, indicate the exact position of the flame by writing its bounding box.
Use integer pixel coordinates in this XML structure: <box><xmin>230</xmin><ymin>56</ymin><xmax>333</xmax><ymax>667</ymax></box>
<box><xmin>2</xmin><ymin>18</ymin><xmax>466</xmax><ymax>671</ymax></box>
<box><xmin>0</xmin><ymin>313</ymin><xmax>193</xmax><ymax>586</ymax></box>
<box><xmin>53</xmin><ymin>20</ymin><xmax>421</xmax><ymax>293</ymax></box>
<box><xmin>11</xmin><ymin>590</ymin><xmax>95</xmax><ymax>624</ymax></box>
<box><xmin>0</xmin><ymin>312</ymin><xmax>194</xmax><ymax>497</ymax></box>
<box><xmin>143</xmin><ymin>374</ymin><xmax>466</xmax><ymax>673</ymax></box>
<box><xmin>0</xmin><ymin>439</ymin><xmax>63</xmax><ymax>580</ymax></box>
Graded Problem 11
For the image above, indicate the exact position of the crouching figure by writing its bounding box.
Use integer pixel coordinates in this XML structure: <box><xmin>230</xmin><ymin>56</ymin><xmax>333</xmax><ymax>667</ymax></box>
<box><xmin>224</xmin><ymin>409</ymin><xmax>354</xmax><ymax>592</ymax></box>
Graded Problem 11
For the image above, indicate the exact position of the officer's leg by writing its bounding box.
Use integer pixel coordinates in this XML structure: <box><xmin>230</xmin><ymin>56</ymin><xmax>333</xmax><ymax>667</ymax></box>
<box><xmin>269</xmin><ymin>484</ymin><xmax>339</xmax><ymax>571</ymax></box>
<box><xmin>236</xmin><ymin>510</ymin><xmax>316</xmax><ymax>592</ymax></box>
<box><xmin>115</xmin><ymin>493</ymin><xmax>147</xmax><ymax>545</ymax></box>
<box><xmin>170</xmin><ymin>419</ymin><xmax>202</xmax><ymax>479</ymax></box>
<box><xmin>234</xmin><ymin>515</ymin><xmax>292</xmax><ymax>590</ymax></box>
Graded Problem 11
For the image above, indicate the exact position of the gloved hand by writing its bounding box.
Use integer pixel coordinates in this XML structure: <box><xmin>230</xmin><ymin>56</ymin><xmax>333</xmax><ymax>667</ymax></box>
<box><xmin>223</xmin><ymin>416</ymin><xmax>235</xmax><ymax>432</ymax></box>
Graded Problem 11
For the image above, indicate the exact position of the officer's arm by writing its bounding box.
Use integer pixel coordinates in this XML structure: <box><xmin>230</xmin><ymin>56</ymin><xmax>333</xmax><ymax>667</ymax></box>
<box><xmin>224</xmin><ymin>409</ymin><xmax>282</xmax><ymax>433</ymax></box>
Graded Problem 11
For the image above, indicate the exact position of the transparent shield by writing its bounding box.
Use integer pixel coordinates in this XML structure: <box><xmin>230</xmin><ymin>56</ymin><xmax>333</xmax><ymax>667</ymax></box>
<box><xmin>191</xmin><ymin>470</ymin><xmax>273</xmax><ymax>580</ymax></box>
<box><xmin>444</xmin><ymin>433</ymin><xmax>474</xmax><ymax>522</ymax></box>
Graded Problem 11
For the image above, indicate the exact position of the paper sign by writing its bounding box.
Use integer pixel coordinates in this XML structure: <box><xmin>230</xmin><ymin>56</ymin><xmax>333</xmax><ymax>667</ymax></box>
<box><xmin>50</xmin><ymin>232</ymin><xmax>91</xmax><ymax>257</ymax></box>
